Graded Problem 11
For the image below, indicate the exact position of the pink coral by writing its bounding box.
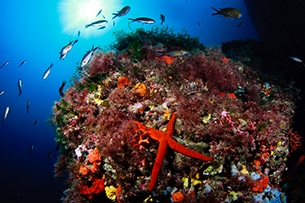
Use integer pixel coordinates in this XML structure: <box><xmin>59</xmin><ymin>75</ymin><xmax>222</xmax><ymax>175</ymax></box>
<box><xmin>87</xmin><ymin>52</ymin><xmax>116</xmax><ymax>76</ymax></box>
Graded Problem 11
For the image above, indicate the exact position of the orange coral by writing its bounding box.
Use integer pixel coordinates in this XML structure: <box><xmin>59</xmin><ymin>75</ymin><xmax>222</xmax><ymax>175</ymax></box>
<box><xmin>250</xmin><ymin>175</ymin><xmax>269</xmax><ymax>193</ymax></box>
<box><xmin>79</xmin><ymin>164</ymin><xmax>90</xmax><ymax>176</ymax></box>
<box><xmin>116</xmin><ymin>186</ymin><xmax>123</xmax><ymax>203</ymax></box>
<box><xmin>250</xmin><ymin>159</ymin><xmax>269</xmax><ymax>192</ymax></box>
<box><xmin>217</xmin><ymin>92</ymin><xmax>237</xmax><ymax>99</ymax></box>
<box><xmin>133</xmin><ymin>83</ymin><xmax>147</xmax><ymax>97</ymax></box>
<box><xmin>222</xmin><ymin>57</ymin><xmax>229</xmax><ymax>63</ymax></box>
<box><xmin>253</xmin><ymin>159</ymin><xmax>261</xmax><ymax>171</ymax></box>
<box><xmin>88</xmin><ymin>148</ymin><xmax>101</xmax><ymax>164</ymax></box>
<box><xmin>156</xmin><ymin>55</ymin><xmax>175</xmax><ymax>65</ymax></box>
<box><xmin>90</xmin><ymin>162</ymin><xmax>101</xmax><ymax>173</ymax></box>
<box><xmin>78</xmin><ymin>148</ymin><xmax>102</xmax><ymax>176</ymax></box>
<box><xmin>227</xmin><ymin>93</ymin><xmax>237</xmax><ymax>99</ymax></box>
<box><xmin>79</xmin><ymin>177</ymin><xmax>105</xmax><ymax>199</ymax></box>
<box><xmin>172</xmin><ymin>191</ymin><xmax>184</xmax><ymax>202</ymax></box>
<box><xmin>117</xmin><ymin>77</ymin><xmax>130</xmax><ymax>88</ymax></box>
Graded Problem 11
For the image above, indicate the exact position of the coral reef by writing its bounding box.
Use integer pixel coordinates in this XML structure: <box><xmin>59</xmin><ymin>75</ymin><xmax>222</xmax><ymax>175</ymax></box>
<box><xmin>51</xmin><ymin>28</ymin><xmax>297</xmax><ymax>202</ymax></box>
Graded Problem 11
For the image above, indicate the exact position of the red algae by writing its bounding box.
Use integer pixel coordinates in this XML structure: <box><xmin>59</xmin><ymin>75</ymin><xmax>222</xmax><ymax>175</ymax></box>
<box><xmin>51</xmin><ymin>31</ymin><xmax>296</xmax><ymax>202</ymax></box>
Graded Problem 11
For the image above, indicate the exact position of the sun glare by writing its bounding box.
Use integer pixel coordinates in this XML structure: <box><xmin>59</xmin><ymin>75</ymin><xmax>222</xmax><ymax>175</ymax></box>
<box><xmin>58</xmin><ymin>0</ymin><xmax>122</xmax><ymax>38</ymax></box>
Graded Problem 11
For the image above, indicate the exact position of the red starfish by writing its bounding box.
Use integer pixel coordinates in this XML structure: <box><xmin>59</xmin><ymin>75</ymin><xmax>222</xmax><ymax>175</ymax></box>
<box><xmin>132</xmin><ymin>113</ymin><xmax>213</xmax><ymax>191</ymax></box>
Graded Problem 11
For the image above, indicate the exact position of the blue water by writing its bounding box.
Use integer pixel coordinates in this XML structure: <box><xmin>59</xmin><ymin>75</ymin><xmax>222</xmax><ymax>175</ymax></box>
<box><xmin>0</xmin><ymin>0</ymin><xmax>258</xmax><ymax>202</ymax></box>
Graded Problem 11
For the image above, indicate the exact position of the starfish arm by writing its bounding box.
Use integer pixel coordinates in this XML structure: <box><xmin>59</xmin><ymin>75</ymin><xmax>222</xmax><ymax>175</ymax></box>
<box><xmin>146</xmin><ymin>128</ymin><xmax>165</xmax><ymax>141</ymax></box>
<box><xmin>166</xmin><ymin>113</ymin><xmax>176</xmax><ymax>136</ymax></box>
<box><xmin>148</xmin><ymin>139</ymin><xmax>168</xmax><ymax>191</ymax></box>
<box><xmin>132</xmin><ymin>121</ymin><xmax>163</xmax><ymax>141</ymax></box>
<box><xmin>168</xmin><ymin>138</ymin><xmax>213</xmax><ymax>161</ymax></box>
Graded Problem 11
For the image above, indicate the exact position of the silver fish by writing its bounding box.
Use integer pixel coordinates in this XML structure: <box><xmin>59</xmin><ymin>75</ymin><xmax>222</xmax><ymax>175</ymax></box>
<box><xmin>128</xmin><ymin>17</ymin><xmax>155</xmax><ymax>24</ymax></box>
<box><xmin>0</xmin><ymin>61</ymin><xmax>9</xmax><ymax>69</ymax></box>
<box><xmin>157</xmin><ymin>49</ymin><xmax>189</xmax><ymax>57</ymax></box>
<box><xmin>26</xmin><ymin>99</ymin><xmax>30</xmax><ymax>114</ymax></box>
<box><xmin>85</xmin><ymin>20</ymin><xmax>108</xmax><ymax>28</ymax></box>
<box><xmin>2</xmin><ymin>106</ymin><xmax>9</xmax><ymax>125</ymax></box>
<box><xmin>59</xmin><ymin>80</ymin><xmax>66</xmax><ymax>97</ymax></box>
<box><xmin>33</xmin><ymin>119</ymin><xmax>38</xmax><ymax>125</ymax></box>
<box><xmin>289</xmin><ymin>56</ymin><xmax>303</xmax><ymax>63</ymax></box>
<box><xmin>19</xmin><ymin>60</ymin><xmax>26</xmax><ymax>67</ymax></box>
<box><xmin>29</xmin><ymin>145</ymin><xmax>34</xmax><ymax>155</ymax></box>
<box><xmin>166</xmin><ymin>49</ymin><xmax>189</xmax><ymax>57</ymax></box>
<box><xmin>17</xmin><ymin>79</ymin><xmax>23</xmax><ymax>96</ymax></box>
<box><xmin>237</xmin><ymin>22</ymin><xmax>243</xmax><ymax>27</ymax></box>
<box><xmin>97</xmin><ymin>26</ymin><xmax>106</xmax><ymax>30</ymax></box>
<box><xmin>18</xmin><ymin>169</ymin><xmax>23</xmax><ymax>177</ymax></box>
<box><xmin>59</xmin><ymin>40</ymin><xmax>78</xmax><ymax>60</ymax></box>
<box><xmin>80</xmin><ymin>46</ymin><xmax>99</xmax><ymax>67</ymax></box>
<box><xmin>289</xmin><ymin>56</ymin><xmax>305</xmax><ymax>67</ymax></box>
<box><xmin>47</xmin><ymin>150</ymin><xmax>53</xmax><ymax>159</ymax></box>
<box><xmin>0</xmin><ymin>90</ymin><xmax>4</xmax><ymax>96</ymax></box>
<box><xmin>96</xmin><ymin>9</ymin><xmax>103</xmax><ymax>17</ymax></box>
<box><xmin>42</xmin><ymin>63</ymin><xmax>54</xmax><ymax>80</ymax></box>
<box><xmin>112</xmin><ymin>6</ymin><xmax>131</xmax><ymax>19</ymax></box>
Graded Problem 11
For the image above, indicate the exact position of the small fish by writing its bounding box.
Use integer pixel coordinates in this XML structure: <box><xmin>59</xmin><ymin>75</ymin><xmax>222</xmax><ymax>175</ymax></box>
<box><xmin>112</xmin><ymin>6</ymin><xmax>131</xmax><ymax>19</ymax></box>
<box><xmin>289</xmin><ymin>56</ymin><xmax>303</xmax><ymax>63</ymax></box>
<box><xmin>158</xmin><ymin>49</ymin><xmax>189</xmax><ymax>57</ymax></box>
<box><xmin>19</xmin><ymin>60</ymin><xmax>26</xmax><ymax>67</ymax></box>
<box><xmin>49</xmin><ymin>176</ymin><xmax>54</xmax><ymax>183</ymax></box>
<box><xmin>47</xmin><ymin>150</ymin><xmax>53</xmax><ymax>159</ymax></box>
<box><xmin>97</xmin><ymin>26</ymin><xmax>106</xmax><ymax>30</ymax></box>
<box><xmin>42</xmin><ymin>63</ymin><xmax>54</xmax><ymax>79</ymax></box>
<box><xmin>128</xmin><ymin>17</ymin><xmax>155</xmax><ymax>24</ymax></box>
<box><xmin>59</xmin><ymin>80</ymin><xmax>66</xmax><ymax>97</ymax></box>
<box><xmin>17</xmin><ymin>79</ymin><xmax>23</xmax><ymax>96</ymax></box>
<box><xmin>18</xmin><ymin>169</ymin><xmax>23</xmax><ymax>177</ymax></box>
<box><xmin>289</xmin><ymin>56</ymin><xmax>305</xmax><ymax>67</ymax></box>
<box><xmin>29</xmin><ymin>145</ymin><xmax>34</xmax><ymax>155</ymax></box>
<box><xmin>212</xmin><ymin>7</ymin><xmax>242</xmax><ymax>18</ymax></box>
<box><xmin>96</xmin><ymin>9</ymin><xmax>103</xmax><ymax>17</ymax></box>
<box><xmin>0</xmin><ymin>61</ymin><xmax>9</xmax><ymax>69</ymax></box>
<box><xmin>237</xmin><ymin>22</ymin><xmax>243</xmax><ymax>27</ymax></box>
<box><xmin>55</xmin><ymin>144</ymin><xmax>60</xmax><ymax>151</ymax></box>
<box><xmin>85</xmin><ymin>20</ymin><xmax>108</xmax><ymax>29</ymax></box>
<box><xmin>33</xmin><ymin>119</ymin><xmax>38</xmax><ymax>125</ymax></box>
<box><xmin>77</xmin><ymin>30</ymin><xmax>80</xmax><ymax>38</ymax></box>
<box><xmin>96</xmin><ymin>9</ymin><xmax>106</xmax><ymax>19</ymax></box>
<box><xmin>59</xmin><ymin>40</ymin><xmax>78</xmax><ymax>60</ymax></box>
<box><xmin>26</xmin><ymin>99</ymin><xmax>30</xmax><ymax>114</ymax></box>
<box><xmin>0</xmin><ymin>90</ymin><xmax>4</xmax><ymax>96</ymax></box>
<box><xmin>160</xmin><ymin>14</ymin><xmax>165</xmax><ymax>25</ymax></box>
<box><xmin>80</xmin><ymin>46</ymin><xmax>99</xmax><ymax>67</ymax></box>
<box><xmin>2</xmin><ymin>106</ymin><xmax>9</xmax><ymax>125</ymax></box>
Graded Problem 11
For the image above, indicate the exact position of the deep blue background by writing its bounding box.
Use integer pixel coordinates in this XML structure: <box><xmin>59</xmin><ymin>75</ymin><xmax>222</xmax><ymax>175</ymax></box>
<box><xmin>0</xmin><ymin>0</ymin><xmax>258</xmax><ymax>202</ymax></box>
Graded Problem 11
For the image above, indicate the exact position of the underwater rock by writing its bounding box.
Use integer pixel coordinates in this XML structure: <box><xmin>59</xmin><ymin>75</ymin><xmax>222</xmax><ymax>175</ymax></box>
<box><xmin>51</xmin><ymin>28</ymin><xmax>296</xmax><ymax>203</ymax></box>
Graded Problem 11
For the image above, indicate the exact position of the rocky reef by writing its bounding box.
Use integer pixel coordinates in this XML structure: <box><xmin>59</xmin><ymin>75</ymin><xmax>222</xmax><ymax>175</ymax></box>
<box><xmin>51</xmin><ymin>27</ymin><xmax>298</xmax><ymax>202</ymax></box>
